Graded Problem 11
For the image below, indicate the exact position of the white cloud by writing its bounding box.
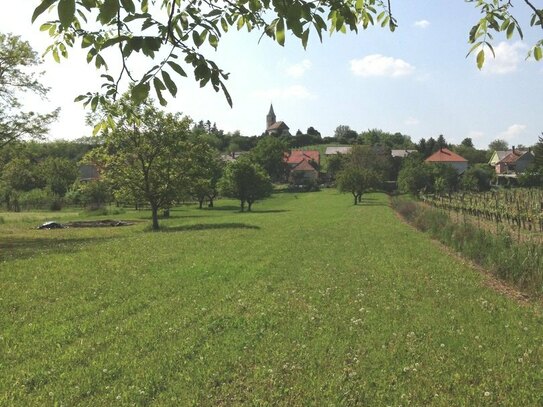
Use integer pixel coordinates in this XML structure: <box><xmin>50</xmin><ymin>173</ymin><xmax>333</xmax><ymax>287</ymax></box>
<box><xmin>413</xmin><ymin>20</ymin><xmax>430</xmax><ymax>29</ymax></box>
<box><xmin>499</xmin><ymin>124</ymin><xmax>527</xmax><ymax>140</ymax></box>
<box><xmin>286</xmin><ymin>59</ymin><xmax>312</xmax><ymax>78</ymax></box>
<box><xmin>468</xmin><ymin>130</ymin><xmax>485</xmax><ymax>140</ymax></box>
<box><xmin>350</xmin><ymin>54</ymin><xmax>415</xmax><ymax>78</ymax></box>
<box><xmin>482</xmin><ymin>41</ymin><xmax>526</xmax><ymax>75</ymax></box>
<box><xmin>405</xmin><ymin>117</ymin><xmax>419</xmax><ymax>126</ymax></box>
<box><xmin>254</xmin><ymin>85</ymin><xmax>314</xmax><ymax>100</ymax></box>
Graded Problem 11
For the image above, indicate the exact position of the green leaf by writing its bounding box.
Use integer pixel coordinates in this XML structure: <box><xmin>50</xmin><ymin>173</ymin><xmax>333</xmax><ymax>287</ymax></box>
<box><xmin>153</xmin><ymin>78</ymin><xmax>167</xmax><ymax>106</ymax></box>
<box><xmin>192</xmin><ymin>31</ymin><xmax>204</xmax><ymax>47</ymax></box>
<box><xmin>92</xmin><ymin>122</ymin><xmax>102</xmax><ymax>136</ymax></box>
<box><xmin>476</xmin><ymin>49</ymin><xmax>485</xmax><ymax>70</ymax></box>
<box><xmin>167</xmin><ymin>61</ymin><xmax>187</xmax><ymax>77</ymax></box>
<box><xmin>120</xmin><ymin>0</ymin><xmax>135</xmax><ymax>13</ymax></box>
<box><xmin>208</xmin><ymin>34</ymin><xmax>218</xmax><ymax>49</ymax></box>
<box><xmin>131</xmin><ymin>82</ymin><xmax>150</xmax><ymax>104</ymax></box>
<box><xmin>506</xmin><ymin>21</ymin><xmax>515</xmax><ymax>39</ymax></box>
<box><xmin>276</xmin><ymin>18</ymin><xmax>285</xmax><ymax>46</ymax></box>
<box><xmin>53</xmin><ymin>48</ymin><xmax>60</xmax><ymax>63</ymax></box>
<box><xmin>32</xmin><ymin>0</ymin><xmax>57</xmax><ymax>23</ymax></box>
<box><xmin>301</xmin><ymin>29</ymin><xmax>309</xmax><ymax>50</ymax></box>
<box><xmin>534</xmin><ymin>46</ymin><xmax>542</xmax><ymax>61</ymax></box>
<box><xmin>98</xmin><ymin>0</ymin><xmax>119</xmax><ymax>24</ymax></box>
<box><xmin>161</xmin><ymin>71</ymin><xmax>177</xmax><ymax>97</ymax></box>
<box><xmin>58</xmin><ymin>0</ymin><xmax>75</xmax><ymax>28</ymax></box>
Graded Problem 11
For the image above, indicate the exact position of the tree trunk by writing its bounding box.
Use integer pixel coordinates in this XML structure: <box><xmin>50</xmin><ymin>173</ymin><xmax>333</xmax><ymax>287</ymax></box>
<box><xmin>357</xmin><ymin>193</ymin><xmax>362</xmax><ymax>204</ymax></box>
<box><xmin>247</xmin><ymin>200</ymin><xmax>253</xmax><ymax>212</ymax></box>
<box><xmin>240</xmin><ymin>200</ymin><xmax>245</xmax><ymax>212</ymax></box>
<box><xmin>199</xmin><ymin>199</ymin><xmax>204</xmax><ymax>209</ymax></box>
<box><xmin>207</xmin><ymin>197</ymin><xmax>214</xmax><ymax>208</ymax></box>
<box><xmin>151</xmin><ymin>205</ymin><xmax>160</xmax><ymax>230</ymax></box>
<box><xmin>352</xmin><ymin>193</ymin><xmax>357</xmax><ymax>205</ymax></box>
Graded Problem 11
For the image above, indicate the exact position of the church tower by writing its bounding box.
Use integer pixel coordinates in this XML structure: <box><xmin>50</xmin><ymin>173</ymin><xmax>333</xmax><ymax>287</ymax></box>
<box><xmin>266</xmin><ymin>104</ymin><xmax>276</xmax><ymax>130</ymax></box>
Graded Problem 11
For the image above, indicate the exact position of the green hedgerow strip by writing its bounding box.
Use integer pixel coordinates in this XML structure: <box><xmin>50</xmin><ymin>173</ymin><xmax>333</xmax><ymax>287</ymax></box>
<box><xmin>391</xmin><ymin>196</ymin><xmax>543</xmax><ymax>296</ymax></box>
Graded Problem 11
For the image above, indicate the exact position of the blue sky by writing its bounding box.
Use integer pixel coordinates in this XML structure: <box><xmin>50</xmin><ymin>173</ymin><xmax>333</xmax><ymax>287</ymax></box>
<box><xmin>2</xmin><ymin>1</ymin><xmax>542</xmax><ymax>149</ymax></box>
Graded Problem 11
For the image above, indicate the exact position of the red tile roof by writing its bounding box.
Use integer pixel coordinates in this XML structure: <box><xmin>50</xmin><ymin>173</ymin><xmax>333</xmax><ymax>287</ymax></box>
<box><xmin>291</xmin><ymin>158</ymin><xmax>317</xmax><ymax>172</ymax></box>
<box><xmin>286</xmin><ymin>150</ymin><xmax>320</xmax><ymax>165</ymax></box>
<box><xmin>498</xmin><ymin>150</ymin><xmax>526</xmax><ymax>164</ymax></box>
<box><xmin>425</xmin><ymin>148</ymin><xmax>468</xmax><ymax>163</ymax></box>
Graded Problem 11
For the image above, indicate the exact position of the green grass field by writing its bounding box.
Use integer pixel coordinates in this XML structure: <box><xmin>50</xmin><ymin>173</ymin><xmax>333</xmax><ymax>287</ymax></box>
<box><xmin>1</xmin><ymin>190</ymin><xmax>542</xmax><ymax>406</ymax></box>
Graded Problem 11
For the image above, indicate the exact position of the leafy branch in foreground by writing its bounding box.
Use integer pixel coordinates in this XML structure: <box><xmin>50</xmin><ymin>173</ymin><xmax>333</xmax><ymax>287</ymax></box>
<box><xmin>31</xmin><ymin>0</ymin><xmax>543</xmax><ymax>109</ymax></box>
<box><xmin>32</xmin><ymin>0</ymin><xmax>397</xmax><ymax>110</ymax></box>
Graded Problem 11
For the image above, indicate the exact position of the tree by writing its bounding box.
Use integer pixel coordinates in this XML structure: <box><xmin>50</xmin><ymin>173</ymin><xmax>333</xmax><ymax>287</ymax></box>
<box><xmin>0</xmin><ymin>33</ymin><xmax>58</xmax><ymax>149</ymax></box>
<box><xmin>219</xmin><ymin>157</ymin><xmax>272</xmax><ymax>212</ymax></box>
<box><xmin>251</xmin><ymin>136</ymin><xmax>288</xmax><ymax>181</ymax></box>
<box><xmin>334</xmin><ymin>125</ymin><xmax>358</xmax><ymax>144</ymax></box>
<box><xmin>32</xmin><ymin>1</ymin><xmax>543</xmax><ymax>113</ymax></box>
<box><xmin>326</xmin><ymin>154</ymin><xmax>345</xmax><ymax>180</ymax></box>
<box><xmin>187</xmin><ymin>141</ymin><xmax>224</xmax><ymax>209</ymax></box>
<box><xmin>337</xmin><ymin>167</ymin><xmax>380</xmax><ymax>205</ymax></box>
<box><xmin>348</xmin><ymin>145</ymin><xmax>393</xmax><ymax>181</ymax></box>
<box><xmin>488</xmin><ymin>139</ymin><xmax>509</xmax><ymax>152</ymax></box>
<box><xmin>38</xmin><ymin>157</ymin><xmax>78</xmax><ymax>197</ymax></box>
<box><xmin>91</xmin><ymin>95</ymin><xmax>191</xmax><ymax>230</ymax></box>
<box><xmin>461</xmin><ymin>138</ymin><xmax>474</xmax><ymax>148</ymax></box>
<box><xmin>397</xmin><ymin>155</ymin><xmax>432</xmax><ymax>195</ymax></box>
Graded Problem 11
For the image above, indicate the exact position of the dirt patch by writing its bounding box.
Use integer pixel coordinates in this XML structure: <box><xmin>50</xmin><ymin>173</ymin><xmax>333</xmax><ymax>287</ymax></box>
<box><xmin>38</xmin><ymin>220</ymin><xmax>134</xmax><ymax>229</ymax></box>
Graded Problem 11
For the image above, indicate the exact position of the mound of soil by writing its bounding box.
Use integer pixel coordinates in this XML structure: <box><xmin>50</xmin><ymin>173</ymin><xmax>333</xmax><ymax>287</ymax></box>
<box><xmin>38</xmin><ymin>220</ymin><xmax>134</xmax><ymax>229</ymax></box>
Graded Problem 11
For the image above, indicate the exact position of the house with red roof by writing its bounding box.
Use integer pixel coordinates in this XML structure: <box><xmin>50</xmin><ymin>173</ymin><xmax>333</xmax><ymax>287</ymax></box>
<box><xmin>495</xmin><ymin>147</ymin><xmax>534</xmax><ymax>175</ymax></box>
<box><xmin>285</xmin><ymin>150</ymin><xmax>320</xmax><ymax>183</ymax></box>
<box><xmin>425</xmin><ymin>148</ymin><xmax>468</xmax><ymax>173</ymax></box>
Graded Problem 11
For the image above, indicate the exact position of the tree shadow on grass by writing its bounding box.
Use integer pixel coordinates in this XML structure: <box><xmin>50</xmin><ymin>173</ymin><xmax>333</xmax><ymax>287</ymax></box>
<box><xmin>244</xmin><ymin>209</ymin><xmax>289</xmax><ymax>214</ymax></box>
<box><xmin>0</xmin><ymin>236</ymin><xmax>116</xmax><ymax>262</ymax></box>
<box><xmin>202</xmin><ymin>205</ymin><xmax>242</xmax><ymax>212</ymax></box>
<box><xmin>161</xmin><ymin>223</ymin><xmax>260</xmax><ymax>233</ymax></box>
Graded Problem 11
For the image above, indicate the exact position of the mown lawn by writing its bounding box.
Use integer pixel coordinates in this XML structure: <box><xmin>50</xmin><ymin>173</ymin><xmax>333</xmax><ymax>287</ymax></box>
<box><xmin>1</xmin><ymin>190</ymin><xmax>542</xmax><ymax>406</ymax></box>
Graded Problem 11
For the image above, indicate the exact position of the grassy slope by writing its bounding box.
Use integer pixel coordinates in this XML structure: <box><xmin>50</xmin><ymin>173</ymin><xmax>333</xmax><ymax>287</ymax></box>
<box><xmin>1</xmin><ymin>190</ymin><xmax>542</xmax><ymax>406</ymax></box>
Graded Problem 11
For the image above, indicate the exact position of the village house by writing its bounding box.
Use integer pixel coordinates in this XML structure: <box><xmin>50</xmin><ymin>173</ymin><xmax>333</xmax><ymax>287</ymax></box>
<box><xmin>494</xmin><ymin>147</ymin><xmax>535</xmax><ymax>175</ymax></box>
<box><xmin>325</xmin><ymin>146</ymin><xmax>351</xmax><ymax>155</ymax></box>
<box><xmin>79</xmin><ymin>163</ymin><xmax>100</xmax><ymax>182</ymax></box>
<box><xmin>285</xmin><ymin>150</ymin><xmax>320</xmax><ymax>183</ymax></box>
<box><xmin>425</xmin><ymin>148</ymin><xmax>468</xmax><ymax>173</ymax></box>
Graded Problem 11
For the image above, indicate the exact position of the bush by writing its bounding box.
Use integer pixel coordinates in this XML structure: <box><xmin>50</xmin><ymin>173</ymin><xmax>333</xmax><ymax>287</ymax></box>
<box><xmin>18</xmin><ymin>188</ymin><xmax>60</xmax><ymax>211</ymax></box>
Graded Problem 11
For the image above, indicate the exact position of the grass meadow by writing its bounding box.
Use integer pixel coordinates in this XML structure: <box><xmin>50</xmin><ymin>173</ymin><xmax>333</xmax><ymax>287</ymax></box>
<box><xmin>1</xmin><ymin>190</ymin><xmax>543</xmax><ymax>406</ymax></box>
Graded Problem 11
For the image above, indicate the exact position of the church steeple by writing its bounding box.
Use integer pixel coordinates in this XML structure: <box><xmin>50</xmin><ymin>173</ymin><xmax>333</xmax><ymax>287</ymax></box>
<box><xmin>266</xmin><ymin>103</ymin><xmax>276</xmax><ymax>130</ymax></box>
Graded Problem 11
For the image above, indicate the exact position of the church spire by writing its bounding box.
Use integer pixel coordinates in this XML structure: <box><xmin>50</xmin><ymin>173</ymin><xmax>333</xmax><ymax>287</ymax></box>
<box><xmin>266</xmin><ymin>103</ymin><xmax>276</xmax><ymax>130</ymax></box>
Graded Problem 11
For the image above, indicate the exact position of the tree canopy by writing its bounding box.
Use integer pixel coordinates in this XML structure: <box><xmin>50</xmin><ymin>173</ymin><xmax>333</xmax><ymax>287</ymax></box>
<box><xmin>0</xmin><ymin>33</ymin><xmax>58</xmax><ymax>149</ymax></box>
<box><xmin>89</xmin><ymin>95</ymin><xmax>192</xmax><ymax>230</ymax></box>
<box><xmin>31</xmin><ymin>0</ymin><xmax>543</xmax><ymax>111</ymax></box>
<box><xmin>219</xmin><ymin>156</ymin><xmax>272</xmax><ymax>212</ymax></box>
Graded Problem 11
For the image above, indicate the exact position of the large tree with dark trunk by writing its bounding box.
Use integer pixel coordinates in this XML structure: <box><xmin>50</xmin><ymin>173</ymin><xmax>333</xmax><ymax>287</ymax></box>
<box><xmin>92</xmin><ymin>95</ymin><xmax>191</xmax><ymax>230</ymax></box>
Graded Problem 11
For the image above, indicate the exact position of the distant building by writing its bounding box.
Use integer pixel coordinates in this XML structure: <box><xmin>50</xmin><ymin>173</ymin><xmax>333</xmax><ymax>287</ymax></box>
<box><xmin>425</xmin><ymin>148</ymin><xmax>468</xmax><ymax>173</ymax></box>
<box><xmin>325</xmin><ymin>146</ymin><xmax>351</xmax><ymax>155</ymax></box>
<box><xmin>220</xmin><ymin>151</ymin><xmax>249</xmax><ymax>162</ymax></box>
<box><xmin>488</xmin><ymin>150</ymin><xmax>511</xmax><ymax>167</ymax></box>
<box><xmin>79</xmin><ymin>164</ymin><xmax>100</xmax><ymax>182</ymax></box>
<box><xmin>265</xmin><ymin>104</ymin><xmax>290</xmax><ymax>136</ymax></box>
<box><xmin>285</xmin><ymin>150</ymin><xmax>320</xmax><ymax>183</ymax></box>
<box><xmin>495</xmin><ymin>148</ymin><xmax>534</xmax><ymax>175</ymax></box>
<box><xmin>391</xmin><ymin>149</ymin><xmax>417</xmax><ymax>158</ymax></box>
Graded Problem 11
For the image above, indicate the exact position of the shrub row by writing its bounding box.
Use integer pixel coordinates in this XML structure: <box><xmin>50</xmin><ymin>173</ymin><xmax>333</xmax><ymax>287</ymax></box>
<box><xmin>391</xmin><ymin>196</ymin><xmax>543</xmax><ymax>296</ymax></box>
